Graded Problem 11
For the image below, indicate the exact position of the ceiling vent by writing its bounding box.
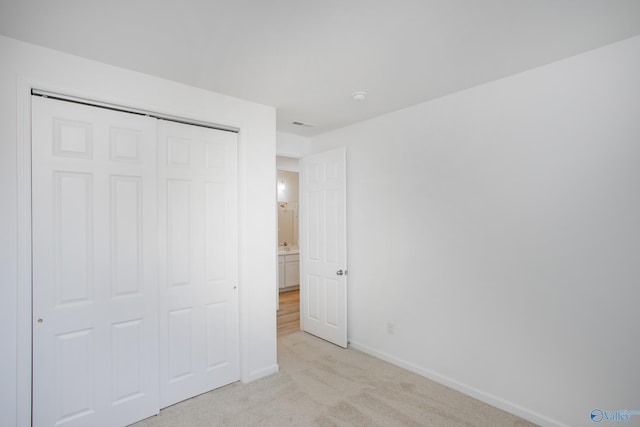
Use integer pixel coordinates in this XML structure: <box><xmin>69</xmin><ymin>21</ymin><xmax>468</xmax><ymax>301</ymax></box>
<box><xmin>292</xmin><ymin>121</ymin><xmax>315</xmax><ymax>127</ymax></box>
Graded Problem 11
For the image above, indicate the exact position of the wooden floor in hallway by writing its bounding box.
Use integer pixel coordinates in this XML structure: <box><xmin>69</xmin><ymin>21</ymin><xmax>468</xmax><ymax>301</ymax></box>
<box><xmin>277</xmin><ymin>288</ymin><xmax>300</xmax><ymax>336</ymax></box>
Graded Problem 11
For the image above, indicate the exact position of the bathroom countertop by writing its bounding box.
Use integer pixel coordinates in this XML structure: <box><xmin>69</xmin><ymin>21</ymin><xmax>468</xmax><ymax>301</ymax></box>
<box><xmin>278</xmin><ymin>249</ymin><xmax>299</xmax><ymax>256</ymax></box>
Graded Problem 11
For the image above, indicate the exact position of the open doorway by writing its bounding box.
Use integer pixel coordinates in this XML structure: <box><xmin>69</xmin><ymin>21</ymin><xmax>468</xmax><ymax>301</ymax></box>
<box><xmin>276</xmin><ymin>148</ymin><xmax>348</xmax><ymax>346</ymax></box>
<box><xmin>276</xmin><ymin>156</ymin><xmax>301</xmax><ymax>336</ymax></box>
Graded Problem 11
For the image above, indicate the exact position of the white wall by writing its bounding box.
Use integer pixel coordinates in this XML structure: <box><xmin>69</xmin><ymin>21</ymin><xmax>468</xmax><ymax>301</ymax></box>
<box><xmin>276</xmin><ymin>155</ymin><xmax>300</xmax><ymax>172</ymax></box>
<box><xmin>277</xmin><ymin>171</ymin><xmax>300</xmax><ymax>203</ymax></box>
<box><xmin>276</xmin><ymin>131</ymin><xmax>311</xmax><ymax>158</ymax></box>
<box><xmin>310</xmin><ymin>35</ymin><xmax>640</xmax><ymax>427</ymax></box>
<box><xmin>0</xmin><ymin>35</ymin><xmax>278</xmax><ymax>426</ymax></box>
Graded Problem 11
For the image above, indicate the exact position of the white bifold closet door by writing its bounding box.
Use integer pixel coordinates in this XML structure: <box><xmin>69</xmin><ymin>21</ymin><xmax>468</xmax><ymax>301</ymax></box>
<box><xmin>32</xmin><ymin>96</ymin><xmax>160</xmax><ymax>427</ymax></box>
<box><xmin>157</xmin><ymin>120</ymin><xmax>239</xmax><ymax>408</ymax></box>
<box><xmin>32</xmin><ymin>96</ymin><xmax>240</xmax><ymax>427</ymax></box>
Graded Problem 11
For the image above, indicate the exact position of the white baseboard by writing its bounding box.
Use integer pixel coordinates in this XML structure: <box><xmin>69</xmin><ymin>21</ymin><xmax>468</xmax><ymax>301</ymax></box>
<box><xmin>243</xmin><ymin>363</ymin><xmax>280</xmax><ymax>383</ymax></box>
<box><xmin>348</xmin><ymin>340</ymin><xmax>568</xmax><ymax>427</ymax></box>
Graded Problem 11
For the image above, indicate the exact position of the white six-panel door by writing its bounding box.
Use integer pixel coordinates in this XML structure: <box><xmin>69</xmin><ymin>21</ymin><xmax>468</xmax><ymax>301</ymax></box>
<box><xmin>32</xmin><ymin>97</ymin><xmax>160</xmax><ymax>426</ymax></box>
<box><xmin>157</xmin><ymin>120</ymin><xmax>239</xmax><ymax>408</ymax></box>
<box><xmin>32</xmin><ymin>96</ymin><xmax>240</xmax><ymax>426</ymax></box>
<box><xmin>300</xmin><ymin>148</ymin><xmax>348</xmax><ymax>348</ymax></box>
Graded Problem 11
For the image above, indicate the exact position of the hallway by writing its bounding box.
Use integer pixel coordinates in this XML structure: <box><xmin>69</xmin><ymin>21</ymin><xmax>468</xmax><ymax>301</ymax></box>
<box><xmin>277</xmin><ymin>289</ymin><xmax>299</xmax><ymax>336</ymax></box>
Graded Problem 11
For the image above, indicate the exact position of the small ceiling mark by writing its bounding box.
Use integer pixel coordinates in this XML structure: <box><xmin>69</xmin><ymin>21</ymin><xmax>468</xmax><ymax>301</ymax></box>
<box><xmin>292</xmin><ymin>121</ymin><xmax>315</xmax><ymax>127</ymax></box>
<box><xmin>352</xmin><ymin>91</ymin><xmax>368</xmax><ymax>101</ymax></box>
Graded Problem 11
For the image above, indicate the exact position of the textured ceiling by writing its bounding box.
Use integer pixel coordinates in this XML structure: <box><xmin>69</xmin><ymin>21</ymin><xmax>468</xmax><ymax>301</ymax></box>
<box><xmin>2</xmin><ymin>0</ymin><xmax>640</xmax><ymax>136</ymax></box>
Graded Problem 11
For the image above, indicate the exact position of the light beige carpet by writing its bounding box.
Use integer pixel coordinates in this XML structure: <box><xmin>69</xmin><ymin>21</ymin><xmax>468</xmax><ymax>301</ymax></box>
<box><xmin>132</xmin><ymin>331</ymin><xmax>537</xmax><ymax>426</ymax></box>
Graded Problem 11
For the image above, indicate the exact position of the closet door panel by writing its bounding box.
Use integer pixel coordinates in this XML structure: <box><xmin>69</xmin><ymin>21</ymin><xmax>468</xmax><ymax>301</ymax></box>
<box><xmin>158</xmin><ymin>120</ymin><xmax>239</xmax><ymax>408</ymax></box>
<box><xmin>32</xmin><ymin>96</ymin><xmax>159</xmax><ymax>427</ymax></box>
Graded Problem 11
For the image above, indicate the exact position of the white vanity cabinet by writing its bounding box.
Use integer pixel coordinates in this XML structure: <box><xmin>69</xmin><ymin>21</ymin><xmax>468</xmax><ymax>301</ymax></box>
<box><xmin>278</xmin><ymin>252</ymin><xmax>300</xmax><ymax>290</ymax></box>
<box><xmin>284</xmin><ymin>253</ymin><xmax>300</xmax><ymax>288</ymax></box>
<box><xmin>278</xmin><ymin>256</ymin><xmax>285</xmax><ymax>289</ymax></box>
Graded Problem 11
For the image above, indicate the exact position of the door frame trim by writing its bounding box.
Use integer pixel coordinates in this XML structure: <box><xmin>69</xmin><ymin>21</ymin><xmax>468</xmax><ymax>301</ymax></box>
<box><xmin>15</xmin><ymin>78</ymin><xmax>248</xmax><ymax>425</ymax></box>
<box><xmin>15</xmin><ymin>77</ymin><xmax>33</xmax><ymax>427</ymax></box>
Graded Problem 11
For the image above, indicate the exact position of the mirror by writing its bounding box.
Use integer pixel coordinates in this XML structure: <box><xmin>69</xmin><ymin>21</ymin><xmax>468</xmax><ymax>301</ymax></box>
<box><xmin>277</xmin><ymin>170</ymin><xmax>299</xmax><ymax>249</ymax></box>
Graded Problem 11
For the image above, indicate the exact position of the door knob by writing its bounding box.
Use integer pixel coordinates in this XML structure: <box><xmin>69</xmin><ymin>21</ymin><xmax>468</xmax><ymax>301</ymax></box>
<box><xmin>336</xmin><ymin>269</ymin><xmax>345</xmax><ymax>276</ymax></box>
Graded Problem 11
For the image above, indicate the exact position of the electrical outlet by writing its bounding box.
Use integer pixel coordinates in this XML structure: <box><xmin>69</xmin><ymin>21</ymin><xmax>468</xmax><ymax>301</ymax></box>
<box><xmin>387</xmin><ymin>322</ymin><xmax>395</xmax><ymax>335</ymax></box>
